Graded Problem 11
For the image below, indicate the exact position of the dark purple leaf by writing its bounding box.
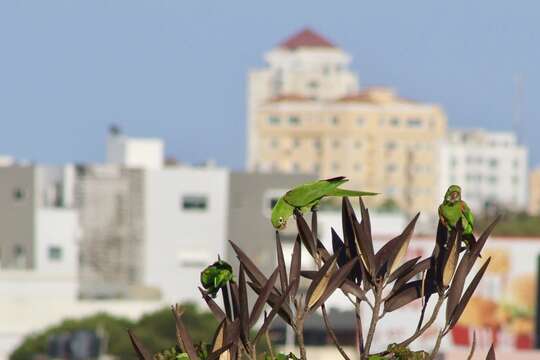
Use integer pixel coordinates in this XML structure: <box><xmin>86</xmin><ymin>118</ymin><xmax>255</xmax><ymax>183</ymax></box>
<box><xmin>171</xmin><ymin>305</ymin><xmax>199</xmax><ymax>360</ymax></box>
<box><xmin>449</xmin><ymin>257</ymin><xmax>492</xmax><ymax>329</ymax></box>
<box><xmin>249</xmin><ymin>268</ymin><xmax>279</xmax><ymax>327</ymax></box>
<box><xmin>128</xmin><ymin>330</ymin><xmax>153</xmax><ymax>360</ymax></box>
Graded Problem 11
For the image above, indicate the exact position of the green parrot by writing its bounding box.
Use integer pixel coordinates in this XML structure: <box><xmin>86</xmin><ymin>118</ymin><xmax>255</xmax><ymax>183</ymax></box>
<box><xmin>271</xmin><ymin>176</ymin><xmax>377</xmax><ymax>230</ymax></box>
<box><xmin>438</xmin><ymin>185</ymin><xmax>476</xmax><ymax>250</ymax></box>
<box><xmin>200</xmin><ymin>260</ymin><xmax>234</xmax><ymax>298</ymax></box>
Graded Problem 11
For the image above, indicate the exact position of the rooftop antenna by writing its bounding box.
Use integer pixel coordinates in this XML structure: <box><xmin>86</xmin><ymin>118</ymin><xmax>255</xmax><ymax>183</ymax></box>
<box><xmin>109</xmin><ymin>124</ymin><xmax>122</xmax><ymax>136</ymax></box>
<box><xmin>512</xmin><ymin>74</ymin><xmax>524</xmax><ymax>144</ymax></box>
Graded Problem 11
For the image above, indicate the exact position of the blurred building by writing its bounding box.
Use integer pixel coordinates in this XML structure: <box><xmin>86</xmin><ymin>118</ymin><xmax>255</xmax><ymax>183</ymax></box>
<box><xmin>528</xmin><ymin>167</ymin><xmax>540</xmax><ymax>215</ymax></box>
<box><xmin>439</xmin><ymin>129</ymin><xmax>528</xmax><ymax>212</ymax></box>
<box><xmin>0</xmin><ymin>164</ymin><xmax>79</xmax><ymax>276</ymax></box>
<box><xmin>106</xmin><ymin>125</ymin><xmax>164</xmax><ymax>170</ymax></box>
<box><xmin>246</xmin><ymin>28</ymin><xmax>448</xmax><ymax>215</ymax></box>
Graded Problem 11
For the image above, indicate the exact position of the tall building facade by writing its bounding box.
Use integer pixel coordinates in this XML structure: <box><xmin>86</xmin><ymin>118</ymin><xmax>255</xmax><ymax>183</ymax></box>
<box><xmin>439</xmin><ymin>129</ymin><xmax>528</xmax><ymax>212</ymax></box>
<box><xmin>528</xmin><ymin>168</ymin><xmax>540</xmax><ymax>215</ymax></box>
<box><xmin>247</xmin><ymin>28</ymin><xmax>447</xmax><ymax>214</ymax></box>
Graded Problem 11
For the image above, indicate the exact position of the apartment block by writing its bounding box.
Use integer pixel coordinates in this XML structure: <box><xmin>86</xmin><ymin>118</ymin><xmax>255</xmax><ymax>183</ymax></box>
<box><xmin>247</xmin><ymin>28</ymin><xmax>447</xmax><ymax>215</ymax></box>
<box><xmin>439</xmin><ymin>129</ymin><xmax>528</xmax><ymax>212</ymax></box>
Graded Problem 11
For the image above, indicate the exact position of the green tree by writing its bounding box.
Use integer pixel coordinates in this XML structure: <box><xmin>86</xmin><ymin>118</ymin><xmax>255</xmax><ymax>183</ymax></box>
<box><xmin>10</xmin><ymin>304</ymin><xmax>218</xmax><ymax>360</ymax></box>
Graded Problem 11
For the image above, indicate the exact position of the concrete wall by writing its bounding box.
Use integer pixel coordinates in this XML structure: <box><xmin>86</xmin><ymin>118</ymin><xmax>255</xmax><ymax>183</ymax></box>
<box><xmin>0</xmin><ymin>166</ymin><xmax>36</xmax><ymax>269</ymax></box>
<box><xmin>143</xmin><ymin>166</ymin><xmax>229</xmax><ymax>304</ymax></box>
<box><xmin>226</xmin><ymin>172</ymin><xmax>315</xmax><ymax>278</ymax></box>
<box><xmin>35</xmin><ymin>208</ymin><xmax>79</xmax><ymax>275</ymax></box>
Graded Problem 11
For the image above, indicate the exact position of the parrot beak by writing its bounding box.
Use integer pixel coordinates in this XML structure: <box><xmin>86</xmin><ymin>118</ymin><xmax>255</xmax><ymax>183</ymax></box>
<box><xmin>450</xmin><ymin>191</ymin><xmax>459</xmax><ymax>202</ymax></box>
<box><xmin>279</xmin><ymin>221</ymin><xmax>287</xmax><ymax>230</ymax></box>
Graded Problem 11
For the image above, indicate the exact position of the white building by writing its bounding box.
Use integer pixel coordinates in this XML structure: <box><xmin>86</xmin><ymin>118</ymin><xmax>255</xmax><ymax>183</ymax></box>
<box><xmin>143</xmin><ymin>165</ymin><xmax>230</xmax><ymax>304</ymax></box>
<box><xmin>440</xmin><ymin>129</ymin><xmax>528</xmax><ymax>212</ymax></box>
<box><xmin>106</xmin><ymin>126</ymin><xmax>164</xmax><ymax>170</ymax></box>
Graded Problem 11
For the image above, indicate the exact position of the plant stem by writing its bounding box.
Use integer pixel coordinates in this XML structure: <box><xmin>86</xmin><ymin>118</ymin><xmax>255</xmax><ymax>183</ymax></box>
<box><xmin>321</xmin><ymin>304</ymin><xmax>351</xmax><ymax>360</ymax></box>
<box><xmin>429</xmin><ymin>329</ymin><xmax>445</xmax><ymax>360</ymax></box>
<box><xmin>294</xmin><ymin>320</ymin><xmax>307</xmax><ymax>360</ymax></box>
<box><xmin>363</xmin><ymin>286</ymin><xmax>382</xmax><ymax>358</ymax></box>
<box><xmin>355</xmin><ymin>297</ymin><xmax>364</xmax><ymax>355</ymax></box>
<box><xmin>398</xmin><ymin>295</ymin><xmax>445</xmax><ymax>348</ymax></box>
<box><xmin>265</xmin><ymin>330</ymin><xmax>275</xmax><ymax>360</ymax></box>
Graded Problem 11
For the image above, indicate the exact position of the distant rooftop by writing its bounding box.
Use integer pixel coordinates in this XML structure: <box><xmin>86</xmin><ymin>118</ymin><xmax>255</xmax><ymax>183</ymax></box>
<box><xmin>279</xmin><ymin>28</ymin><xmax>336</xmax><ymax>50</ymax></box>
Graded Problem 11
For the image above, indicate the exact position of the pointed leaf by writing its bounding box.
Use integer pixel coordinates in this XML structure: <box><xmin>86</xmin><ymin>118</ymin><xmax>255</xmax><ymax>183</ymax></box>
<box><xmin>229</xmin><ymin>282</ymin><xmax>240</xmax><ymax>320</ymax></box>
<box><xmin>332</xmin><ymin>228</ymin><xmax>349</xmax><ymax>268</ymax></box>
<box><xmin>296</xmin><ymin>213</ymin><xmax>316</xmax><ymax>256</ymax></box>
<box><xmin>249</xmin><ymin>268</ymin><xmax>279</xmax><ymax>327</ymax></box>
<box><xmin>384</xmin><ymin>280</ymin><xmax>434</xmax><ymax>312</ymax></box>
<box><xmin>317</xmin><ymin>238</ymin><xmax>332</xmax><ymax>261</ymax></box>
<box><xmin>171</xmin><ymin>305</ymin><xmax>199</xmax><ymax>360</ymax></box>
<box><xmin>391</xmin><ymin>258</ymin><xmax>431</xmax><ymax>295</ymax></box>
<box><xmin>485</xmin><ymin>344</ymin><xmax>496</xmax><ymax>360</ymax></box>
<box><xmin>468</xmin><ymin>216</ymin><xmax>500</xmax><ymax>270</ymax></box>
<box><xmin>467</xmin><ymin>331</ymin><xmax>476</xmax><ymax>360</ymax></box>
<box><xmin>305</xmin><ymin>255</ymin><xmax>337</xmax><ymax>309</ymax></box>
<box><xmin>446</xmin><ymin>251</ymin><xmax>471</xmax><ymax>324</ymax></box>
<box><xmin>248</xmin><ymin>281</ymin><xmax>293</xmax><ymax>325</ymax></box>
<box><xmin>199</xmin><ymin>287</ymin><xmax>226</xmax><ymax>322</ymax></box>
<box><xmin>275</xmin><ymin>232</ymin><xmax>288</xmax><ymax>294</ymax></box>
<box><xmin>449</xmin><ymin>257</ymin><xmax>492</xmax><ymax>329</ymax></box>
<box><xmin>387</xmin><ymin>256</ymin><xmax>421</xmax><ymax>283</ymax></box>
<box><xmin>342</xmin><ymin>197</ymin><xmax>362</xmax><ymax>283</ymax></box>
<box><xmin>351</xmin><ymin>199</ymin><xmax>375</xmax><ymax>275</ymax></box>
<box><xmin>238</xmin><ymin>265</ymin><xmax>250</xmax><ymax>350</ymax></box>
<box><xmin>229</xmin><ymin>240</ymin><xmax>267</xmax><ymax>287</ymax></box>
<box><xmin>387</xmin><ymin>213</ymin><xmax>420</xmax><ymax>274</ymax></box>
<box><xmin>442</xmin><ymin>230</ymin><xmax>459</xmax><ymax>287</ymax></box>
<box><xmin>289</xmin><ymin>236</ymin><xmax>301</xmax><ymax>298</ymax></box>
<box><xmin>309</xmin><ymin>258</ymin><xmax>357</xmax><ymax>312</ymax></box>
<box><xmin>254</xmin><ymin>283</ymin><xmax>295</xmax><ymax>343</ymax></box>
<box><xmin>128</xmin><ymin>330</ymin><xmax>153</xmax><ymax>360</ymax></box>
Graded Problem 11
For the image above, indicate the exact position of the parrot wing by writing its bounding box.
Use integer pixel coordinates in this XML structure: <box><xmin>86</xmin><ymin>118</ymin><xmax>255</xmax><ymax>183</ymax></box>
<box><xmin>461</xmin><ymin>201</ymin><xmax>474</xmax><ymax>231</ymax></box>
<box><xmin>283</xmin><ymin>177</ymin><xmax>348</xmax><ymax>207</ymax></box>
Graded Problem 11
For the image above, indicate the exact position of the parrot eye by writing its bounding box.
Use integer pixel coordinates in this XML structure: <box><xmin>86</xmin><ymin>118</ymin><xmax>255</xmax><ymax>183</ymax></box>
<box><xmin>278</xmin><ymin>217</ymin><xmax>284</xmax><ymax>224</ymax></box>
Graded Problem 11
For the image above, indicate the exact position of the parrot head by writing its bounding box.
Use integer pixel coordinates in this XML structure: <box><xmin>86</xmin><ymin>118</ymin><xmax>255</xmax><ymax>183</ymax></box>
<box><xmin>271</xmin><ymin>197</ymin><xmax>294</xmax><ymax>230</ymax></box>
<box><xmin>444</xmin><ymin>185</ymin><xmax>462</xmax><ymax>204</ymax></box>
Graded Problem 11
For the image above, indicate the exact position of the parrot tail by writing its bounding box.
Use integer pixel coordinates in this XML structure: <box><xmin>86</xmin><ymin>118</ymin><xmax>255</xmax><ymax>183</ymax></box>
<box><xmin>328</xmin><ymin>188</ymin><xmax>379</xmax><ymax>197</ymax></box>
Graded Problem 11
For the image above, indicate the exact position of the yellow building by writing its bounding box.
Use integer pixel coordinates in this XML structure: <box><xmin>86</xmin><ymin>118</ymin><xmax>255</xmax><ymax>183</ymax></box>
<box><xmin>529</xmin><ymin>168</ymin><xmax>540</xmax><ymax>215</ymax></box>
<box><xmin>247</xmin><ymin>29</ymin><xmax>448</xmax><ymax>214</ymax></box>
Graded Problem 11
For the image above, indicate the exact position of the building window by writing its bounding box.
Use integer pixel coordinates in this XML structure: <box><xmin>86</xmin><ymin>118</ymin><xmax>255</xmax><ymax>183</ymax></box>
<box><xmin>487</xmin><ymin>176</ymin><xmax>498</xmax><ymax>184</ymax></box>
<box><xmin>13</xmin><ymin>188</ymin><xmax>25</xmax><ymax>201</ymax></box>
<box><xmin>270</xmin><ymin>138</ymin><xmax>279</xmax><ymax>149</ymax></box>
<box><xmin>332</xmin><ymin>139</ymin><xmax>340</xmax><ymax>148</ymax></box>
<box><xmin>293</xmin><ymin>138</ymin><xmax>301</xmax><ymax>148</ymax></box>
<box><xmin>308</xmin><ymin>80</ymin><xmax>319</xmax><ymax>89</ymax></box>
<box><xmin>386</xmin><ymin>164</ymin><xmax>398</xmax><ymax>173</ymax></box>
<box><xmin>48</xmin><ymin>246</ymin><xmax>62</xmax><ymax>261</ymax></box>
<box><xmin>489</xmin><ymin>159</ymin><xmax>498</xmax><ymax>168</ymax></box>
<box><xmin>331</xmin><ymin>116</ymin><xmax>339</xmax><ymax>125</ymax></box>
<box><xmin>182</xmin><ymin>195</ymin><xmax>208</xmax><ymax>210</ymax></box>
<box><xmin>389</xmin><ymin>117</ymin><xmax>400</xmax><ymax>127</ymax></box>
<box><xmin>289</xmin><ymin>116</ymin><xmax>300</xmax><ymax>125</ymax></box>
<box><xmin>269</xmin><ymin>197</ymin><xmax>280</xmax><ymax>209</ymax></box>
<box><xmin>268</xmin><ymin>116</ymin><xmax>280</xmax><ymax>125</ymax></box>
<box><xmin>354</xmin><ymin>140</ymin><xmax>362</xmax><ymax>149</ymax></box>
<box><xmin>513</xmin><ymin>159</ymin><xmax>520</xmax><ymax>169</ymax></box>
<box><xmin>314</xmin><ymin>139</ymin><xmax>321</xmax><ymax>150</ymax></box>
<box><xmin>407</xmin><ymin>118</ymin><xmax>423</xmax><ymax>127</ymax></box>
<box><xmin>385</xmin><ymin>141</ymin><xmax>397</xmax><ymax>151</ymax></box>
<box><xmin>356</xmin><ymin>117</ymin><xmax>365</xmax><ymax>126</ymax></box>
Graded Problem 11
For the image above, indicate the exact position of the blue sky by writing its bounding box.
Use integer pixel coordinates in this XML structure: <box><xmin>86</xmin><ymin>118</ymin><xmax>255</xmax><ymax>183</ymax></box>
<box><xmin>0</xmin><ymin>1</ymin><xmax>538</xmax><ymax>168</ymax></box>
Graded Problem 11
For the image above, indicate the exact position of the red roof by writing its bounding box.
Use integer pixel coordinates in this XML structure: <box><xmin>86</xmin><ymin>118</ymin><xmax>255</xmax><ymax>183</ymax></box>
<box><xmin>280</xmin><ymin>28</ymin><xmax>336</xmax><ymax>50</ymax></box>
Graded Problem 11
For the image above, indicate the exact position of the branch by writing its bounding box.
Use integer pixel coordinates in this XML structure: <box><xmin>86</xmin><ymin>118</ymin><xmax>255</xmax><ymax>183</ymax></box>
<box><xmin>362</xmin><ymin>285</ymin><xmax>383</xmax><ymax>358</ymax></box>
<box><xmin>321</xmin><ymin>304</ymin><xmax>351</xmax><ymax>360</ymax></box>
<box><xmin>397</xmin><ymin>295</ymin><xmax>445</xmax><ymax>348</ymax></box>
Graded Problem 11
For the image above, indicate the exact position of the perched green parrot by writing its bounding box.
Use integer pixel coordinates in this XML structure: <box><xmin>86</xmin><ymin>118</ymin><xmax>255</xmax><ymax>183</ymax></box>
<box><xmin>200</xmin><ymin>260</ymin><xmax>234</xmax><ymax>298</ymax></box>
<box><xmin>271</xmin><ymin>176</ymin><xmax>377</xmax><ymax>230</ymax></box>
<box><xmin>438</xmin><ymin>185</ymin><xmax>476</xmax><ymax>250</ymax></box>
